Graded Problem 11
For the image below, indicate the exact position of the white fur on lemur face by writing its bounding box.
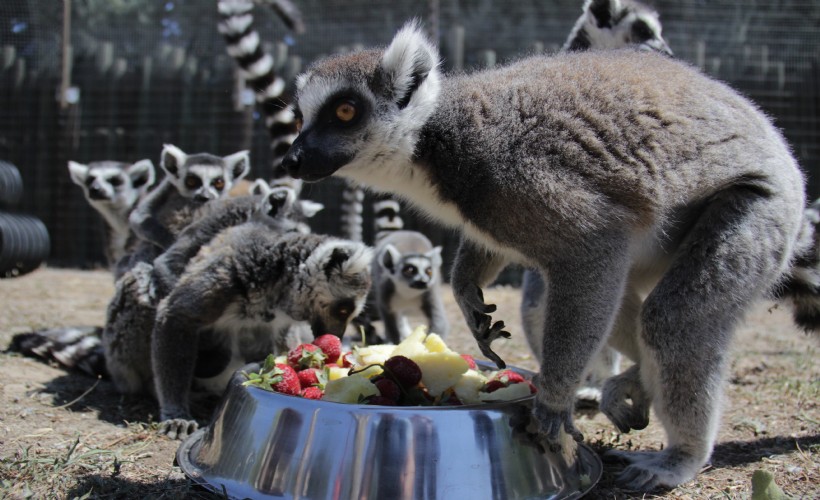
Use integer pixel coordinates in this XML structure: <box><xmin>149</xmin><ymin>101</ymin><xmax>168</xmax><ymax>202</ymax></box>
<box><xmin>160</xmin><ymin>144</ymin><xmax>250</xmax><ymax>201</ymax></box>
<box><xmin>380</xmin><ymin>244</ymin><xmax>442</xmax><ymax>296</ymax></box>
<box><xmin>564</xmin><ymin>0</ymin><xmax>672</xmax><ymax>55</ymax></box>
<box><xmin>68</xmin><ymin>160</ymin><xmax>155</xmax><ymax>214</ymax></box>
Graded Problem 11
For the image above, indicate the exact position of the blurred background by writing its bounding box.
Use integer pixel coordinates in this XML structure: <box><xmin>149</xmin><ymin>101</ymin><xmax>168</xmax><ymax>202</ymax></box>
<box><xmin>0</xmin><ymin>0</ymin><xmax>818</xmax><ymax>281</ymax></box>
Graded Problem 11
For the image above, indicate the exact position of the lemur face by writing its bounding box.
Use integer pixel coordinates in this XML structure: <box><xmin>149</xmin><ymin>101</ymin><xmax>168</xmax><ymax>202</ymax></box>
<box><xmin>381</xmin><ymin>244</ymin><xmax>442</xmax><ymax>294</ymax></box>
<box><xmin>580</xmin><ymin>0</ymin><xmax>673</xmax><ymax>56</ymax></box>
<box><xmin>160</xmin><ymin>144</ymin><xmax>250</xmax><ymax>202</ymax></box>
<box><xmin>68</xmin><ymin>160</ymin><xmax>155</xmax><ymax>210</ymax></box>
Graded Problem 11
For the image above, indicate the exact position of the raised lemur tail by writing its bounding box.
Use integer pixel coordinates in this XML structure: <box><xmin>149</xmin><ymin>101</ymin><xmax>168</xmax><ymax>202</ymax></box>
<box><xmin>217</xmin><ymin>0</ymin><xmax>303</xmax><ymax>178</ymax></box>
<box><xmin>7</xmin><ymin>326</ymin><xmax>108</xmax><ymax>378</ymax></box>
<box><xmin>373</xmin><ymin>199</ymin><xmax>405</xmax><ymax>245</ymax></box>
<box><xmin>777</xmin><ymin>198</ymin><xmax>820</xmax><ymax>333</ymax></box>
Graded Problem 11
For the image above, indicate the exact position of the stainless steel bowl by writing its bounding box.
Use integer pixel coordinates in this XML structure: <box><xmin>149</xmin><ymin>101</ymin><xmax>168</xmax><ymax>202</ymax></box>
<box><xmin>177</xmin><ymin>362</ymin><xmax>602</xmax><ymax>499</ymax></box>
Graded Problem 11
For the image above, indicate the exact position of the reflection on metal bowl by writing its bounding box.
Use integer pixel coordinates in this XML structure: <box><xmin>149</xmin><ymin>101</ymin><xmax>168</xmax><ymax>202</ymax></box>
<box><xmin>177</xmin><ymin>362</ymin><xmax>602</xmax><ymax>499</ymax></box>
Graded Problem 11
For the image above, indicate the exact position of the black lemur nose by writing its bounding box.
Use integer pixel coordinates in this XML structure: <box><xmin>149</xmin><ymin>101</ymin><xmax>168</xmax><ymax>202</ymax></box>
<box><xmin>282</xmin><ymin>150</ymin><xmax>301</xmax><ymax>178</ymax></box>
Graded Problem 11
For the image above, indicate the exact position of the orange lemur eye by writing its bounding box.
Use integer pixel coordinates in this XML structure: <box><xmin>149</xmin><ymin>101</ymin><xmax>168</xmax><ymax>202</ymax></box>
<box><xmin>335</xmin><ymin>102</ymin><xmax>356</xmax><ymax>122</ymax></box>
<box><xmin>212</xmin><ymin>177</ymin><xmax>225</xmax><ymax>191</ymax></box>
<box><xmin>184</xmin><ymin>175</ymin><xmax>202</xmax><ymax>189</ymax></box>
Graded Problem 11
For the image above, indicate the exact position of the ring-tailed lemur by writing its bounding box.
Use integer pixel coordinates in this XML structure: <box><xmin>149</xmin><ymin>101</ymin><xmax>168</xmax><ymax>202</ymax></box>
<box><xmin>369</xmin><ymin>199</ymin><xmax>448</xmax><ymax>343</ymax></box>
<box><xmin>563</xmin><ymin>0</ymin><xmax>672</xmax><ymax>55</ymax></box>
<box><xmin>67</xmin><ymin>159</ymin><xmax>155</xmax><ymax>274</ymax></box>
<box><xmin>522</xmin><ymin>0</ymin><xmax>672</xmax><ymax>407</ymax></box>
<box><xmin>129</xmin><ymin>144</ymin><xmax>250</xmax><ymax>251</ymax></box>
<box><xmin>152</xmin><ymin>228</ymin><xmax>372</xmax><ymax>438</ymax></box>
<box><xmin>281</xmin><ymin>23</ymin><xmax>820</xmax><ymax>491</ymax></box>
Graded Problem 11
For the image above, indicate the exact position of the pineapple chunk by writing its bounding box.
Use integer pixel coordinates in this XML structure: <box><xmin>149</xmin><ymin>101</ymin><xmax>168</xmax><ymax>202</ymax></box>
<box><xmin>479</xmin><ymin>382</ymin><xmax>533</xmax><ymax>402</ymax></box>
<box><xmin>353</xmin><ymin>344</ymin><xmax>395</xmax><ymax>366</ymax></box>
<box><xmin>453</xmin><ymin>369</ymin><xmax>489</xmax><ymax>404</ymax></box>
<box><xmin>423</xmin><ymin>333</ymin><xmax>448</xmax><ymax>353</ymax></box>
<box><xmin>323</xmin><ymin>374</ymin><xmax>379</xmax><ymax>403</ymax></box>
<box><xmin>414</xmin><ymin>351</ymin><xmax>469</xmax><ymax>397</ymax></box>
<box><xmin>327</xmin><ymin>366</ymin><xmax>349</xmax><ymax>382</ymax></box>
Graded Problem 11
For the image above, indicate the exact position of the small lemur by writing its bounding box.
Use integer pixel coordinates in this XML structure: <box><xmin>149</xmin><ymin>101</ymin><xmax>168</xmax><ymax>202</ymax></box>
<box><xmin>369</xmin><ymin>199</ymin><xmax>449</xmax><ymax>343</ymax></box>
<box><xmin>149</xmin><ymin>179</ymin><xmax>323</xmax><ymax>300</ymax></box>
<box><xmin>152</xmin><ymin>228</ymin><xmax>372</xmax><ymax>438</ymax></box>
<box><xmin>128</xmin><ymin>143</ymin><xmax>250</xmax><ymax>251</ymax></box>
<box><xmin>563</xmin><ymin>0</ymin><xmax>672</xmax><ymax>55</ymax></box>
<box><xmin>522</xmin><ymin>0</ymin><xmax>672</xmax><ymax>407</ymax></box>
<box><xmin>282</xmin><ymin>23</ymin><xmax>820</xmax><ymax>490</ymax></box>
<box><xmin>67</xmin><ymin>159</ymin><xmax>155</xmax><ymax>271</ymax></box>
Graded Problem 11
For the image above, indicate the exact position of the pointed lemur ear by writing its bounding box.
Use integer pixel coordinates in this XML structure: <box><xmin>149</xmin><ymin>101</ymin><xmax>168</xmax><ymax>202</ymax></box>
<box><xmin>67</xmin><ymin>161</ymin><xmax>89</xmax><ymax>185</ymax></box>
<box><xmin>427</xmin><ymin>246</ymin><xmax>443</xmax><ymax>267</ymax></box>
<box><xmin>250</xmin><ymin>178</ymin><xmax>272</xmax><ymax>196</ymax></box>
<box><xmin>380</xmin><ymin>244</ymin><xmax>401</xmax><ymax>273</ymax></box>
<box><xmin>160</xmin><ymin>144</ymin><xmax>187</xmax><ymax>178</ymax></box>
<box><xmin>299</xmin><ymin>200</ymin><xmax>324</xmax><ymax>218</ymax></box>
<box><xmin>586</xmin><ymin>0</ymin><xmax>621</xmax><ymax>28</ymax></box>
<box><xmin>224</xmin><ymin>150</ymin><xmax>251</xmax><ymax>181</ymax></box>
<box><xmin>128</xmin><ymin>159</ymin><xmax>155</xmax><ymax>189</ymax></box>
<box><xmin>324</xmin><ymin>247</ymin><xmax>352</xmax><ymax>278</ymax></box>
<box><xmin>381</xmin><ymin>21</ymin><xmax>440</xmax><ymax>110</ymax></box>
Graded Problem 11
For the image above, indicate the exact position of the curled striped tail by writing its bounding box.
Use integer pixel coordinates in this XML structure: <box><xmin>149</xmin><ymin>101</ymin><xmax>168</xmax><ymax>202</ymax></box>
<box><xmin>778</xmin><ymin>198</ymin><xmax>820</xmax><ymax>333</ymax></box>
<box><xmin>217</xmin><ymin>0</ymin><xmax>303</xmax><ymax>178</ymax></box>
<box><xmin>373</xmin><ymin>198</ymin><xmax>405</xmax><ymax>245</ymax></box>
<box><xmin>7</xmin><ymin>326</ymin><xmax>108</xmax><ymax>378</ymax></box>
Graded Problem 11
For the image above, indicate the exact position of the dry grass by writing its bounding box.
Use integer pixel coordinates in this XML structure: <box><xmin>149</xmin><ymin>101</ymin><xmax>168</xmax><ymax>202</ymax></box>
<box><xmin>0</xmin><ymin>267</ymin><xmax>818</xmax><ymax>499</ymax></box>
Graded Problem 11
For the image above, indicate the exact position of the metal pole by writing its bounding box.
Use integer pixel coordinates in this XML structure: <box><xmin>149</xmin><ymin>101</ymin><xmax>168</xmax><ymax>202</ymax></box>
<box><xmin>59</xmin><ymin>0</ymin><xmax>72</xmax><ymax>108</ymax></box>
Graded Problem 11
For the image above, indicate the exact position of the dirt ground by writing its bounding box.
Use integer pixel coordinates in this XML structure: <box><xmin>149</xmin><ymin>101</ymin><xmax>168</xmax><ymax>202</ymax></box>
<box><xmin>0</xmin><ymin>267</ymin><xmax>817</xmax><ymax>499</ymax></box>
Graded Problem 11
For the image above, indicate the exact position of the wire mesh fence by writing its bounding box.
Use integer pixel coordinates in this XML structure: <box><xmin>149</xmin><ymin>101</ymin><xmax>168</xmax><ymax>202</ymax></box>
<box><xmin>1</xmin><ymin>0</ymin><xmax>818</xmax><ymax>278</ymax></box>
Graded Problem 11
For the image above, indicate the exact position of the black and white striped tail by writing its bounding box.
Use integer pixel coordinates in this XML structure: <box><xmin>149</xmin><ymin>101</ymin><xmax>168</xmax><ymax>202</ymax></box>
<box><xmin>7</xmin><ymin>326</ymin><xmax>108</xmax><ymax>378</ymax></box>
<box><xmin>340</xmin><ymin>183</ymin><xmax>365</xmax><ymax>242</ymax></box>
<box><xmin>217</xmin><ymin>0</ymin><xmax>303</xmax><ymax>179</ymax></box>
<box><xmin>778</xmin><ymin>199</ymin><xmax>820</xmax><ymax>334</ymax></box>
<box><xmin>373</xmin><ymin>199</ymin><xmax>405</xmax><ymax>245</ymax></box>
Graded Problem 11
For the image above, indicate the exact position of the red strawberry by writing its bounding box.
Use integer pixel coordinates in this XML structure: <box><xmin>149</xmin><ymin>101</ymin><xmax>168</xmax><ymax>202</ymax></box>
<box><xmin>339</xmin><ymin>351</ymin><xmax>355</xmax><ymax>368</ymax></box>
<box><xmin>526</xmin><ymin>381</ymin><xmax>538</xmax><ymax>394</ymax></box>
<box><xmin>384</xmin><ymin>355</ymin><xmax>422</xmax><ymax>388</ymax></box>
<box><xmin>460</xmin><ymin>354</ymin><xmax>478</xmax><ymax>370</ymax></box>
<box><xmin>484</xmin><ymin>380</ymin><xmax>506</xmax><ymax>393</ymax></box>
<box><xmin>270</xmin><ymin>364</ymin><xmax>301</xmax><ymax>395</ymax></box>
<box><xmin>374</xmin><ymin>377</ymin><xmax>401</xmax><ymax>402</ymax></box>
<box><xmin>493</xmin><ymin>369</ymin><xmax>525</xmax><ymax>385</ymax></box>
<box><xmin>287</xmin><ymin>343</ymin><xmax>326</xmax><ymax>369</ymax></box>
<box><xmin>301</xmin><ymin>386</ymin><xmax>324</xmax><ymax>400</ymax></box>
<box><xmin>312</xmin><ymin>334</ymin><xmax>342</xmax><ymax>364</ymax></box>
<box><xmin>297</xmin><ymin>368</ymin><xmax>322</xmax><ymax>389</ymax></box>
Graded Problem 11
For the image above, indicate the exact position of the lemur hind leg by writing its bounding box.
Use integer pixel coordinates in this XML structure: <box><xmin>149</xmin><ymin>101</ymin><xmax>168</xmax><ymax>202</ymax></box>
<box><xmin>609</xmin><ymin>186</ymin><xmax>797</xmax><ymax>491</ymax></box>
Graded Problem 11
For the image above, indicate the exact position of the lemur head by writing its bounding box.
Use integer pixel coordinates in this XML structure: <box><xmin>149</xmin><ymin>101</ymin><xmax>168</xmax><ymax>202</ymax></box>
<box><xmin>564</xmin><ymin>0</ymin><xmax>672</xmax><ymax>56</ymax></box>
<box><xmin>160</xmin><ymin>144</ymin><xmax>250</xmax><ymax>202</ymax></box>
<box><xmin>296</xmin><ymin>240</ymin><xmax>373</xmax><ymax>339</ymax></box>
<box><xmin>380</xmin><ymin>243</ymin><xmax>443</xmax><ymax>295</ymax></box>
<box><xmin>68</xmin><ymin>159</ymin><xmax>155</xmax><ymax>211</ymax></box>
<box><xmin>249</xmin><ymin>178</ymin><xmax>324</xmax><ymax>233</ymax></box>
<box><xmin>283</xmin><ymin>21</ymin><xmax>441</xmax><ymax>183</ymax></box>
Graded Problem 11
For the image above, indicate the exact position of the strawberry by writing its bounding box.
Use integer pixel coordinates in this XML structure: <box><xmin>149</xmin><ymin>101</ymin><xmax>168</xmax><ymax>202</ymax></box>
<box><xmin>287</xmin><ymin>343</ymin><xmax>326</xmax><ymax>369</ymax></box>
<box><xmin>483</xmin><ymin>380</ymin><xmax>506</xmax><ymax>393</ymax></box>
<box><xmin>313</xmin><ymin>334</ymin><xmax>342</xmax><ymax>364</ymax></box>
<box><xmin>493</xmin><ymin>369</ymin><xmax>525</xmax><ymax>385</ymax></box>
<box><xmin>297</xmin><ymin>368</ymin><xmax>323</xmax><ymax>389</ymax></box>
<box><xmin>374</xmin><ymin>377</ymin><xmax>401</xmax><ymax>402</ymax></box>
<box><xmin>301</xmin><ymin>386</ymin><xmax>324</xmax><ymax>400</ymax></box>
<box><xmin>526</xmin><ymin>381</ymin><xmax>538</xmax><ymax>394</ymax></box>
<box><xmin>460</xmin><ymin>354</ymin><xmax>478</xmax><ymax>370</ymax></box>
<box><xmin>339</xmin><ymin>351</ymin><xmax>355</xmax><ymax>368</ymax></box>
<box><xmin>384</xmin><ymin>355</ymin><xmax>422</xmax><ymax>388</ymax></box>
<box><xmin>270</xmin><ymin>363</ymin><xmax>301</xmax><ymax>395</ymax></box>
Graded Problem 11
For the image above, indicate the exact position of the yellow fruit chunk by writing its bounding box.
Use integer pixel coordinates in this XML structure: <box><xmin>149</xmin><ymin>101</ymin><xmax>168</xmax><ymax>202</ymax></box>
<box><xmin>453</xmin><ymin>369</ymin><xmax>489</xmax><ymax>404</ymax></box>
<box><xmin>323</xmin><ymin>373</ymin><xmax>379</xmax><ymax>403</ymax></box>
<box><xmin>479</xmin><ymin>382</ymin><xmax>532</xmax><ymax>402</ymax></box>
<box><xmin>392</xmin><ymin>328</ymin><xmax>429</xmax><ymax>360</ymax></box>
<box><xmin>353</xmin><ymin>345</ymin><xmax>395</xmax><ymax>366</ymax></box>
<box><xmin>423</xmin><ymin>333</ymin><xmax>448</xmax><ymax>353</ymax></box>
<box><xmin>327</xmin><ymin>366</ymin><xmax>349</xmax><ymax>381</ymax></box>
<box><xmin>414</xmin><ymin>351</ymin><xmax>469</xmax><ymax>397</ymax></box>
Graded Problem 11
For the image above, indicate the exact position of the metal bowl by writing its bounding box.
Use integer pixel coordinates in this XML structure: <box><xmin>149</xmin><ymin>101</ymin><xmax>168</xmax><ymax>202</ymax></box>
<box><xmin>177</xmin><ymin>362</ymin><xmax>602</xmax><ymax>499</ymax></box>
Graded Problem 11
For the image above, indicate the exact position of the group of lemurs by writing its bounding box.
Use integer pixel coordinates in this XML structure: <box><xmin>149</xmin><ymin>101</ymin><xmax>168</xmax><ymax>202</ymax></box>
<box><xmin>8</xmin><ymin>0</ymin><xmax>820</xmax><ymax>492</ymax></box>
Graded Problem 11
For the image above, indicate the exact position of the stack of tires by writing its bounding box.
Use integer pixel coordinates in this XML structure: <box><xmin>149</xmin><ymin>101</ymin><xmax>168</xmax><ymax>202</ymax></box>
<box><xmin>0</xmin><ymin>160</ymin><xmax>50</xmax><ymax>278</ymax></box>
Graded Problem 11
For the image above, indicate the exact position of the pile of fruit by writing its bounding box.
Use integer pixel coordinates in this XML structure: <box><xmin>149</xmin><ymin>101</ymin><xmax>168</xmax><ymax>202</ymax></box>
<box><xmin>242</xmin><ymin>327</ymin><xmax>536</xmax><ymax>406</ymax></box>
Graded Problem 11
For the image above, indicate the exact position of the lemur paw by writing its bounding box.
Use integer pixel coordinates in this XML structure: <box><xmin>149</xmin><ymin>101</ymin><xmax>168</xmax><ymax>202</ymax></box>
<box><xmin>463</xmin><ymin>285</ymin><xmax>510</xmax><ymax>368</ymax></box>
<box><xmin>158</xmin><ymin>418</ymin><xmax>198</xmax><ymax>440</ymax></box>
<box><xmin>532</xmin><ymin>400</ymin><xmax>584</xmax><ymax>448</ymax></box>
<box><xmin>600</xmin><ymin>366</ymin><xmax>651</xmax><ymax>432</ymax></box>
<box><xmin>604</xmin><ymin>448</ymin><xmax>701</xmax><ymax>492</ymax></box>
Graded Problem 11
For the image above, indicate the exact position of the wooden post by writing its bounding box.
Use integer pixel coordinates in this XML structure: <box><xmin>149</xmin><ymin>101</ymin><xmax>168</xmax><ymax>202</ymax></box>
<box><xmin>59</xmin><ymin>0</ymin><xmax>72</xmax><ymax>108</ymax></box>
<box><xmin>448</xmin><ymin>25</ymin><xmax>465</xmax><ymax>72</ymax></box>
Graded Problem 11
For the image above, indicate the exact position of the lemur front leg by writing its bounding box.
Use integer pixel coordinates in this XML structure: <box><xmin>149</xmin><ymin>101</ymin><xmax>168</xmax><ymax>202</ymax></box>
<box><xmin>152</xmin><ymin>259</ymin><xmax>236</xmax><ymax>439</ymax></box>
<box><xmin>533</xmin><ymin>233</ymin><xmax>630</xmax><ymax>448</ymax></box>
<box><xmin>450</xmin><ymin>237</ymin><xmax>510</xmax><ymax>367</ymax></box>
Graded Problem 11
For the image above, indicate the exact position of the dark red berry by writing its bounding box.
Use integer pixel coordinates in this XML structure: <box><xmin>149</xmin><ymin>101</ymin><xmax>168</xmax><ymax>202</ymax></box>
<box><xmin>374</xmin><ymin>377</ymin><xmax>401</xmax><ymax>401</ymax></box>
<box><xmin>384</xmin><ymin>355</ymin><xmax>422</xmax><ymax>388</ymax></box>
<box><xmin>484</xmin><ymin>380</ymin><xmax>506</xmax><ymax>393</ymax></box>
<box><xmin>367</xmin><ymin>395</ymin><xmax>397</xmax><ymax>406</ymax></box>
